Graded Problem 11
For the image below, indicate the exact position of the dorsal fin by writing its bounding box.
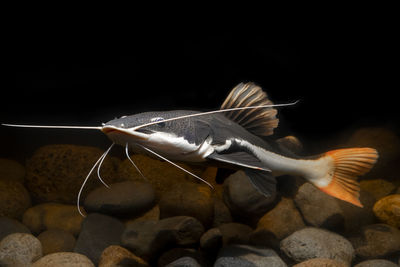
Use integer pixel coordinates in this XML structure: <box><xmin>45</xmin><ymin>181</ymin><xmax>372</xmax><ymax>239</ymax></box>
<box><xmin>220</xmin><ymin>82</ymin><xmax>279</xmax><ymax>136</ymax></box>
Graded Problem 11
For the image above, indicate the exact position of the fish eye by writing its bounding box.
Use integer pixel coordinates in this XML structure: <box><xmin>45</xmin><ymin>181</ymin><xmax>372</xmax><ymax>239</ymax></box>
<box><xmin>151</xmin><ymin>117</ymin><xmax>166</xmax><ymax>127</ymax></box>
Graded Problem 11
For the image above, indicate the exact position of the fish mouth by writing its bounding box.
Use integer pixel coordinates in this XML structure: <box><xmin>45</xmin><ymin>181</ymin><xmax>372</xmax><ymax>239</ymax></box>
<box><xmin>101</xmin><ymin>126</ymin><xmax>149</xmax><ymax>140</ymax></box>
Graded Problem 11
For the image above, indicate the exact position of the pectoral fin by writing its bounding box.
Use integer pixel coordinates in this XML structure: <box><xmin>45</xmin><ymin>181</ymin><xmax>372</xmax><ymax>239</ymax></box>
<box><xmin>207</xmin><ymin>151</ymin><xmax>271</xmax><ymax>172</ymax></box>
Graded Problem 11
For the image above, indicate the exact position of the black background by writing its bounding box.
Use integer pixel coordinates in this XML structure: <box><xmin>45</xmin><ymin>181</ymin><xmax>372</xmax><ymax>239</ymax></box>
<box><xmin>3</xmin><ymin>25</ymin><xmax>398</xmax><ymax>160</ymax></box>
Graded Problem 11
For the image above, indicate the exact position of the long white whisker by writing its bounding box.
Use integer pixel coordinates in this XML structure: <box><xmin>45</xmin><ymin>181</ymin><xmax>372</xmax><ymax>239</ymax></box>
<box><xmin>97</xmin><ymin>143</ymin><xmax>115</xmax><ymax>188</ymax></box>
<box><xmin>137</xmin><ymin>144</ymin><xmax>214</xmax><ymax>189</ymax></box>
<box><xmin>2</xmin><ymin>124</ymin><xmax>102</xmax><ymax>130</ymax></box>
<box><xmin>77</xmin><ymin>144</ymin><xmax>114</xmax><ymax>217</ymax></box>
<box><xmin>132</xmin><ymin>101</ymin><xmax>299</xmax><ymax>131</ymax></box>
<box><xmin>125</xmin><ymin>143</ymin><xmax>147</xmax><ymax>180</ymax></box>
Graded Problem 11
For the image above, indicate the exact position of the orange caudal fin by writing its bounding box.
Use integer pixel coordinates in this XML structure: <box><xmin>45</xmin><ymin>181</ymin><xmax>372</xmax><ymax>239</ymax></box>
<box><xmin>315</xmin><ymin>148</ymin><xmax>378</xmax><ymax>207</ymax></box>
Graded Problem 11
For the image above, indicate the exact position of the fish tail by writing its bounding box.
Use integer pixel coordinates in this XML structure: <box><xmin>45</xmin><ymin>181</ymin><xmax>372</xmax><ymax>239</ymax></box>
<box><xmin>306</xmin><ymin>148</ymin><xmax>378</xmax><ymax>207</ymax></box>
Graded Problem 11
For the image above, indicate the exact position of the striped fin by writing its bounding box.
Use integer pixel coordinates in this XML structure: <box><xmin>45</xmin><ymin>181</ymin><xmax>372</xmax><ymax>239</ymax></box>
<box><xmin>220</xmin><ymin>82</ymin><xmax>278</xmax><ymax>136</ymax></box>
<box><xmin>318</xmin><ymin>148</ymin><xmax>378</xmax><ymax>207</ymax></box>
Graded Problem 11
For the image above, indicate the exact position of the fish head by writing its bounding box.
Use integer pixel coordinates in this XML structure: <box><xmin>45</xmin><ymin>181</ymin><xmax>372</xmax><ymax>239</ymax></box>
<box><xmin>101</xmin><ymin>110</ymin><xmax>210</xmax><ymax>160</ymax></box>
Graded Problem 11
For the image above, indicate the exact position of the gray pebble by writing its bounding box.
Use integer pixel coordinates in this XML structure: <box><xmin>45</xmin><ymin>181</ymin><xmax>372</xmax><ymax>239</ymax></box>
<box><xmin>0</xmin><ymin>233</ymin><xmax>42</xmax><ymax>266</ymax></box>
<box><xmin>215</xmin><ymin>245</ymin><xmax>287</xmax><ymax>267</ymax></box>
<box><xmin>280</xmin><ymin>227</ymin><xmax>354</xmax><ymax>265</ymax></box>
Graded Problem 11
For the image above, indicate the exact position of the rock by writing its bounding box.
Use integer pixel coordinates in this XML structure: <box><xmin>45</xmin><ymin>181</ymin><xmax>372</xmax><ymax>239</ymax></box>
<box><xmin>126</xmin><ymin>205</ymin><xmax>160</xmax><ymax>223</ymax></box>
<box><xmin>223</xmin><ymin>171</ymin><xmax>276</xmax><ymax>221</ymax></box>
<box><xmin>0</xmin><ymin>179</ymin><xmax>31</xmax><ymax>219</ymax></box>
<box><xmin>0</xmin><ymin>158</ymin><xmax>25</xmax><ymax>182</ymax></box>
<box><xmin>26</xmin><ymin>144</ymin><xmax>120</xmax><ymax>204</ymax></box>
<box><xmin>165</xmin><ymin>256</ymin><xmax>202</xmax><ymax>267</ymax></box>
<box><xmin>118</xmin><ymin>154</ymin><xmax>199</xmax><ymax>198</ymax></box>
<box><xmin>0</xmin><ymin>233</ymin><xmax>42</xmax><ymax>266</ymax></box>
<box><xmin>349</xmin><ymin>224</ymin><xmax>400</xmax><ymax>259</ymax></box>
<box><xmin>250</xmin><ymin>197</ymin><xmax>305</xmax><ymax>248</ymax></box>
<box><xmin>32</xmin><ymin>252</ymin><xmax>94</xmax><ymax>267</ymax></box>
<box><xmin>159</xmin><ymin>182</ymin><xmax>214</xmax><ymax>227</ymax></box>
<box><xmin>74</xmin><ymin>213</ymin><xmax>125</xmax><ymax>265</ymax></box>
<box><xmin>200</xmin><ymin>228</ymin><xmax>223</xmax><ymax>252</ymax></box>
<box><xmin>213</xmin><ymin>198</ymin><xmax>233</xmax><ymax>227</ymax></box>
<box><xmin>218</xmin><ymin>222</ymin><xmax>253</xmax><ymax>246</ymax></box>
<box><xmin>22</xmin><ymin>203</ymin><xmax>84</xmax><ymax>236</ymax></box>
<box><xmin>37</xmin><ymin>229</ymin><xmax>76</xmax><ymax>255</ymax></box>
<box><xmin>293</xmin><ymin>258</ymin><xmax>347</xmax><ymax>267</ymax></box>
<box><xmin>373</xmin><ymin>194</ymin><xmax>400</xmax><ymax>228</ymax></box>
<box><xmin>276</xmin><ymin>135</ymin><xmax>303</xmax><ymax>154</ymax></box>
<box><xmin>215</xmin><ymin>245</ymin><xmax>287</xmax><ymax>267</ymax></box>
<box><xmin>0</xmin><ymin>216</ymin><xmax>31</xmax><ymax>240</ymax></box>
<box><xmin>294</xmin><ymin>182</ymin><xmax>344</xmax><ymax>230</ymax></box>
<box><xmin>98</xmin><ymin>245</ymin><xmax>149</xmax><ymax>267</ymax></box>
<box><xmin>354</xmin><ymin>259</ymin><xmax>399</xmax><ymax>267</ymax></box>
<box><xmin>122</xmin><ymin>216</ymin><xmax>204</xmax><ymax>261</ymax></box>
<box><xmin>360</xmin><ymin>179</ymin><xmax>396</xmax><ymax>200</ymax></box>
<box><xmin>84</xmin><ymin>181</ymin><xmax>156</xmax><ymax>217</ymax></box>
<box><xmin>158</xmin><ymin>248</ymin><xmax>207</xmax><ymax>267</ymax></box>
<box><xmin>280</xmin><ymin>227</ymin><xmax>354</xmax><ymax>265</ymax></box>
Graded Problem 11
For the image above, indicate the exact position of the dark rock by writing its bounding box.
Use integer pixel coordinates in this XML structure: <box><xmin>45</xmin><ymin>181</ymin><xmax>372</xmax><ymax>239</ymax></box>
<box><xmin>158</xmin><ymin>248</ymin><xmax>207</xmax><ymax>267</ymax></box>
<box><xmin>121</xmin><ymin>216</ymin><xmax>204</xmax><ymax>261</ymax></box>
<box><xmin>0</xmin><ymin>158</ymin><xmax>25</xmax><ymax>182</ymax></box>
<box><xmin>218</xmin><ymin>222</ymin><xmax>253</xmax><ymax>246</ymax></box>
<box><xmin>159</xmin><ymin>182</ymin><xmax>214</xmax><ymax>227</ymax></box>
<box><xmin>373</xmin><ymin>194</ymin><xmax>400</xmax><ymax>228</ymax></box>
<box><xmin>165</xmin><ymin>256</ymin><xmax>201</xmax><ymax>267</ymax></box>
<box><xmin>349</xmin><ymin>224</ymin><xmax>400</xmax><ymax>259</ymax></box>
<box><xmin>0</xmin><ymin>216</ymin><xmax>31</xmax><ymax>240</ymax></box>
<box><xmin>223</xmin><ymin>171</ymin><xmax>276</xmax><ymax>221</ymax></box>
<box><xmin>0</xmin><ymin>233</ymin><xmax>42</xmax><ymax>266</ymax></box>
<box><xmin>280</xmin><ymin>227</ymin><xmax>354</xmax><ymax>265</ymax></box>
<box><xmin>0</xmin><ymin>179</ymin><xmax>31</xmax><ymax>220</ymax></box>
<box><xmin>293</xmin><ymin>258</ymin><xmax>347</xmax><ymax>267</ymax></box>
<box><xmin>32</xmin><ymin>252</ymin><xmax>94</xmax><ymax>267</ymax></box>
<box><xmin>74</xmin><ymin>213</ymin><xmax>125</xmax><ymax>265</ymax></box>
<box><xmin>25</xmin><ymin>144</ymin><xmax>120</xmax><ymax>204</ymax></box>
<box><xmin>22</xmin><ymin>203</ymin><xmax>84</xmax><ymax>236</ymax></box>
<box><xmin>84</xmin><ymin>181</ymin><xmax>155</xmax><ymax>217</ymax></box>
<box><xmin>213</xmin><ymin>198</ymin><xmax>232</xmax><ymax>227</ymax></box>
<box><xmin>215</xmin><ymin>245</ymin><xmax>287</xmax><ymax>267</ymax></box>
<box><xmin>98</xmin><ymin>245</ymin><xmax>149</xmax><ymax>267</ymax></box>
<box><xmin>250</xmin><ymin>197</ymin><xmax>305</xmax><ymax>248</ymax></box>
<box><xmin>294</xmin><ymin>182</ymin><xmax>344</xmax><ymax>230</ymax></box>
<box><xmin>354</xmin><ymin>259</ymin><xmax>399</xmax><ymax>267</ymax></box>
<box><xmin>37</xmin><ymin>229</ymin><xmax>76</xmax><ymax>255</ymax></box>
<box><xmin>200</xmin><ymin>228</ymin><xmax>223</xmax><ymax>252</ymax></box>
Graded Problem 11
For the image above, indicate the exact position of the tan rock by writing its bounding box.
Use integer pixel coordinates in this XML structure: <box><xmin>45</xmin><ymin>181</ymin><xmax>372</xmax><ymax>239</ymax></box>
<box><xmin>26</xmin><ymin>144</ymin><xmax>121</xmax><ymax>204</ymax></box>
<box><xmin>22</xmin><ymin>203</ymin><xmax>84</xmax><ymax>236</ymax></box>
<box><xmin>98</xmin><ymin>245</ymin><xmax>149</xmax><ymax>267</ymax></box>
<box><xmin>0</xmin><ymin>179</ymin><xmax>31</xmax><ymax>219</ymax></box>
<box><xmin>373</xmin><ymin>194</ymin><xmax>400</xmax><ymax>228</ymax></box>
<box><xmin>32</xmin><ymin>252</ymin><xmax>94</xmax><ymax>267</ymax></box>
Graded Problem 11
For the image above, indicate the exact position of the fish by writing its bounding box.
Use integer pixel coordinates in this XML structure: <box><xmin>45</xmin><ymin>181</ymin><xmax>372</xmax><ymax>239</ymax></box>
<box><xmin>3</xmin><ymin>82</ymin><xmax>378</xmax><ymax>216</ymax></box>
